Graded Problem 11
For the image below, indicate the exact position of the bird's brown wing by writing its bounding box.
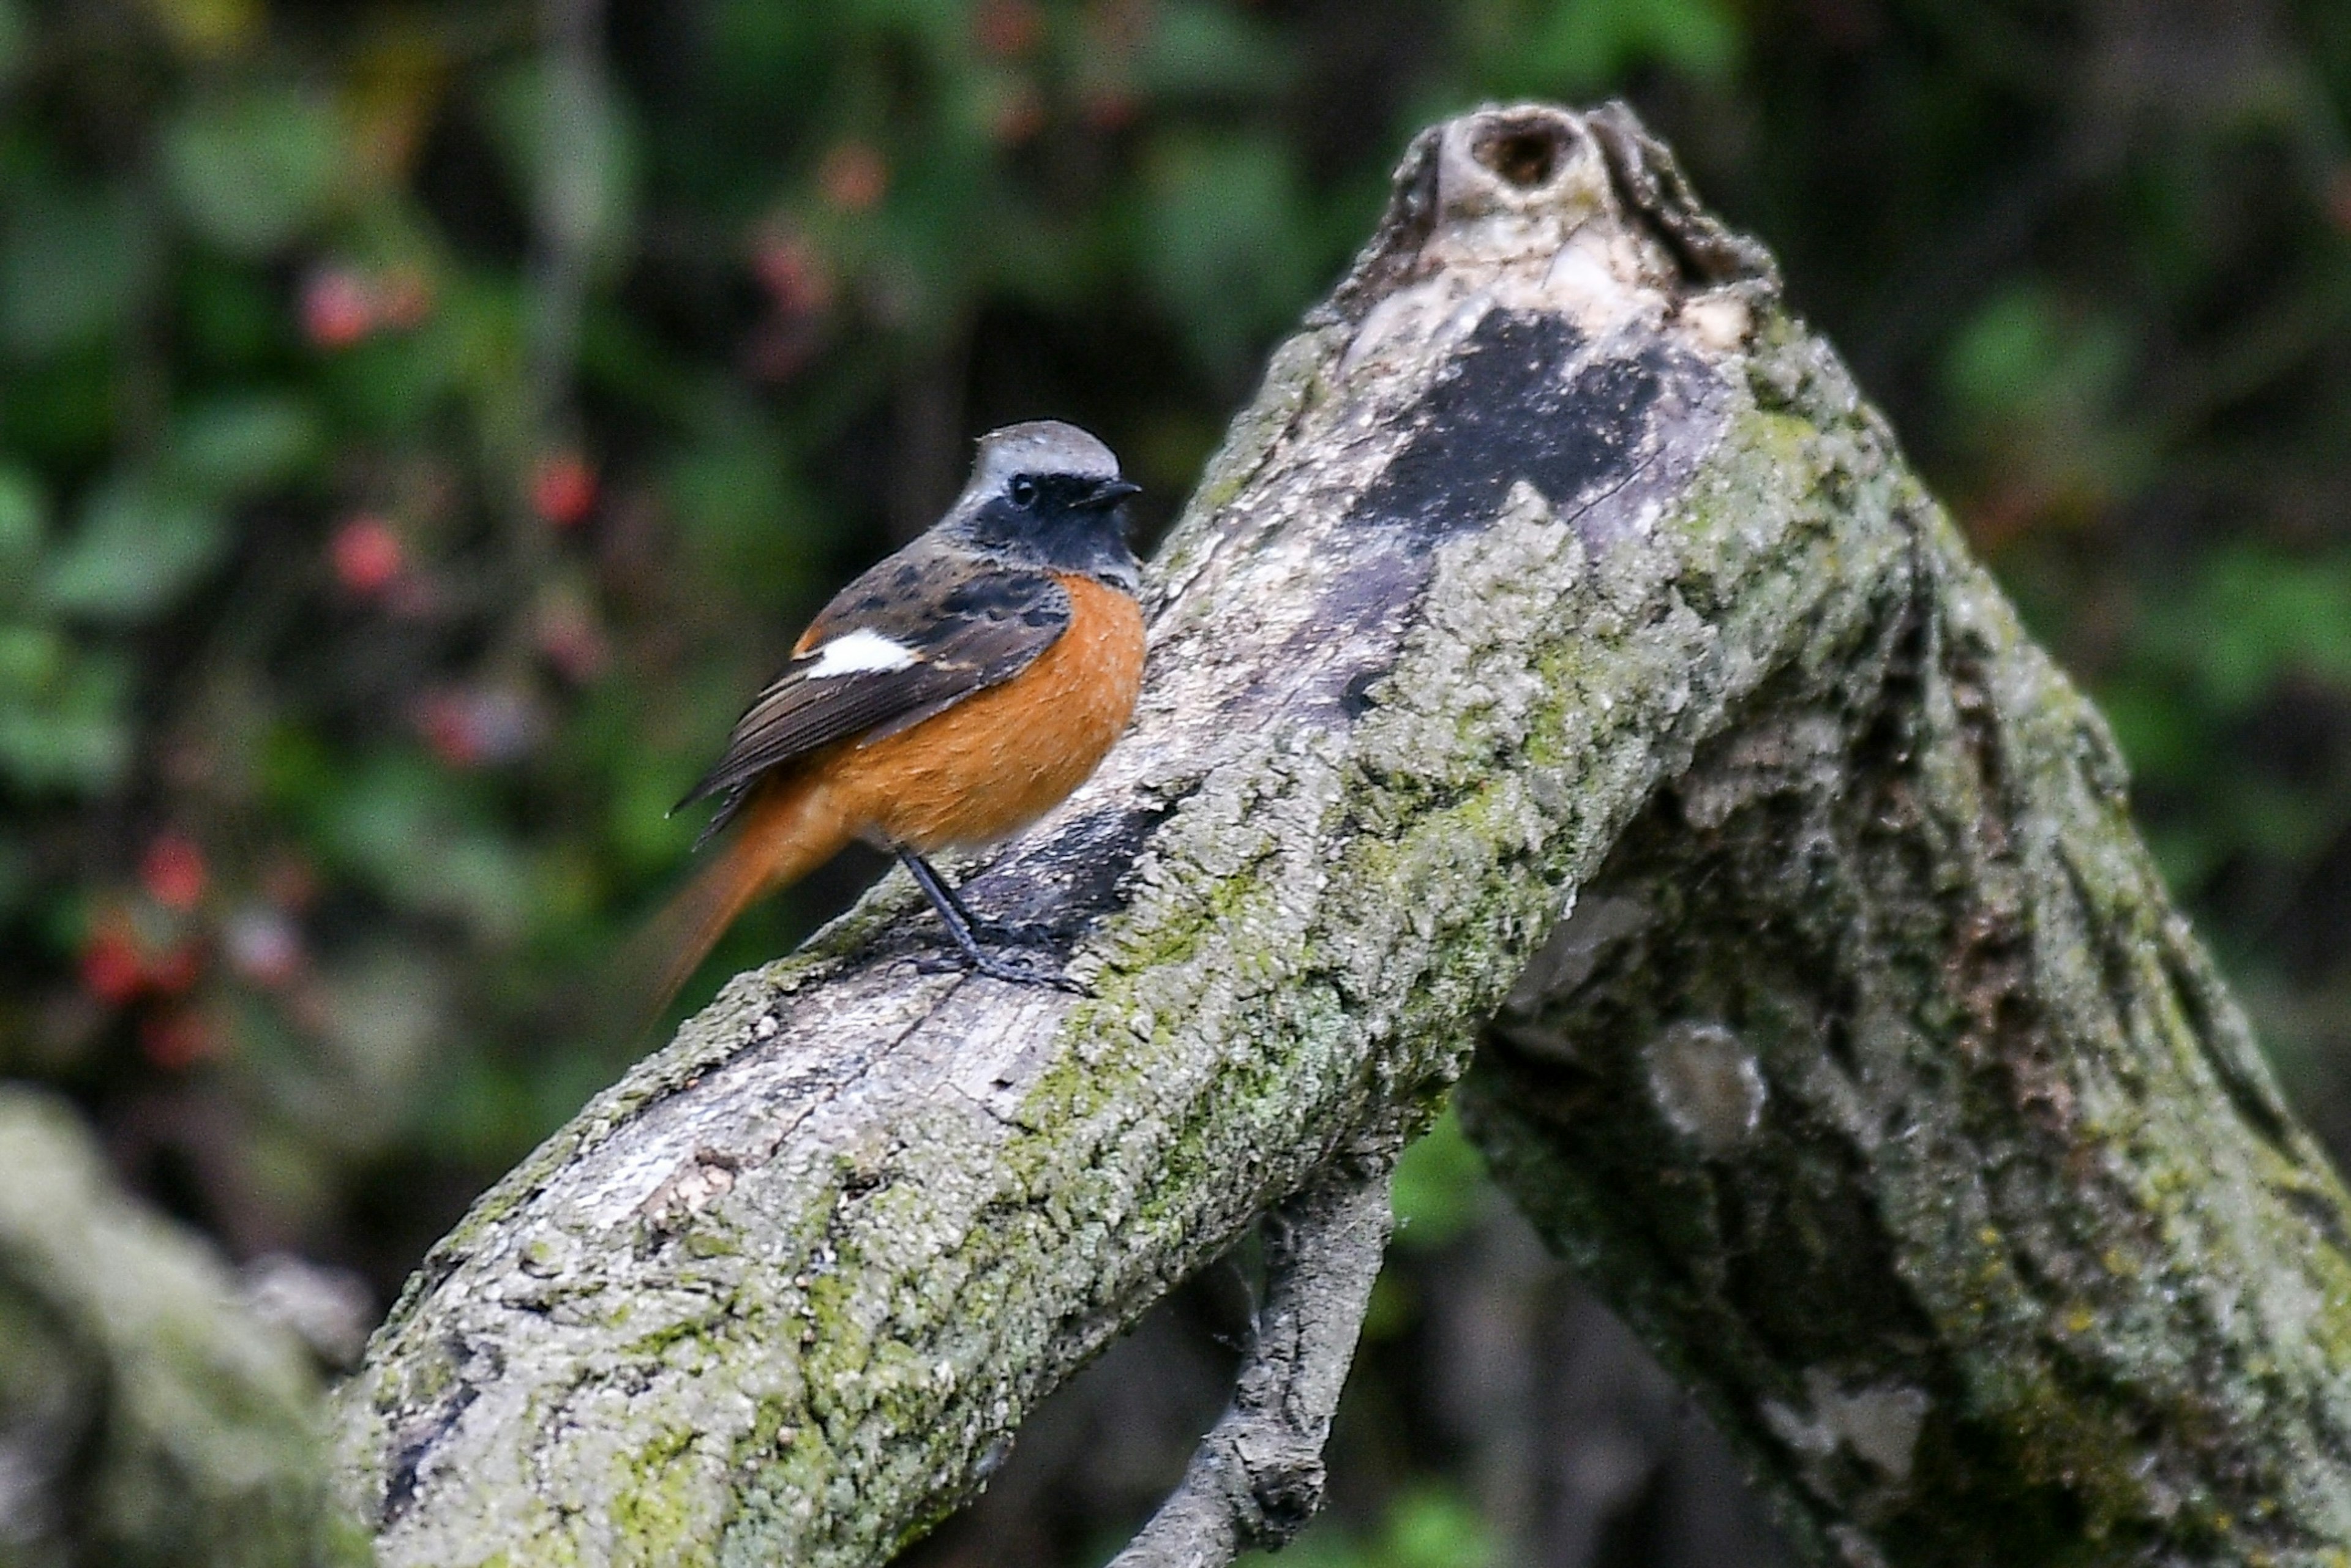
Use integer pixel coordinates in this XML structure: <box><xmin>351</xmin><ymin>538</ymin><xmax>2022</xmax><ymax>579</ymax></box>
<box><xmin>674</xmin><ymin>554</ymin><xmax>1072</xmax><ymax>840</ymax></box>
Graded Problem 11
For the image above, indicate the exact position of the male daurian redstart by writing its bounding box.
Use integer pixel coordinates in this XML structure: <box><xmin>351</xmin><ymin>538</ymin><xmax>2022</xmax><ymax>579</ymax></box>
<box><xmin>640</xmin><ymin>421</ymin><xmax>1144</xmax><ymax>1018</ymax></box>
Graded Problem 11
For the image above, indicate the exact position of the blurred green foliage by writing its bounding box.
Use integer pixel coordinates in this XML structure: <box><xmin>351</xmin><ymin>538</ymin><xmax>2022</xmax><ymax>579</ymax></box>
<box><xmin>1251</xmin><ymin>1482</ymin><xmax>1494</xmax><ymax>1568</ymax></box>
<box><xmin>4</xmin><ymin>0</ymin><xmax>2351</xmax><ymax>1561</ymax></box>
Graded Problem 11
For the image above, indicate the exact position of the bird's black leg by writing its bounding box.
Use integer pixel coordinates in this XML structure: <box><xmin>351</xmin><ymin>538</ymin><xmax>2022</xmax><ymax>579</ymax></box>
<box><xmin>898</xmin><ymin>850</ymin><xmax>1084</xmax><ymax>994</ymax></box>
<box><xmin>901</xmin><ymin>852</ymin><xmax>1061</xmax><ymax>947</ymax></box>
<box><xmin>902</xmin><ymin>850</ymin><xmax>988</xmax><ymax>933</ymax></box>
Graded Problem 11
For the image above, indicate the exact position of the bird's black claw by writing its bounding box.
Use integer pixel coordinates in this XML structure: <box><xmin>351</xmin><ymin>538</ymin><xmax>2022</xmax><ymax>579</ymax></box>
<box><xmin>967</xmin><ymin>917</ymin><xmax>1065</xmax><ymax>948</ymax></box>
<box><xmin>913</xmin><ymin>948</ymin><xmax>1088</xmax><ymax>995</ymax></box>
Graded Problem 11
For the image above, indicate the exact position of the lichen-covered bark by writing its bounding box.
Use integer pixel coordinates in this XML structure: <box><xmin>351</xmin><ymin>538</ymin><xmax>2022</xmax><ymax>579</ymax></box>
<box><xmin>1462</xmin><ymin>345</ymin><xmax>2351</xmax><ymax>1564</ymax></box>
<box><xmin>0</xmin><ymin>1085</ymin><xmax>361</xmax><ymax>1568</ymax></box>
<box><xmin>333</xmin><ymin>103</ymin><xmax>2351</xmax><ymax>1568</ymax></box>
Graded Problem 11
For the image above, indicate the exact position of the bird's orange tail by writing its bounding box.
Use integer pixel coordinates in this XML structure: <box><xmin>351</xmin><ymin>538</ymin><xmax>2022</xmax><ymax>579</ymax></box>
<box><xmin>620</xmin><ymin>772</ymin><xmax>853</xmax><ymax>1041</ymax></box>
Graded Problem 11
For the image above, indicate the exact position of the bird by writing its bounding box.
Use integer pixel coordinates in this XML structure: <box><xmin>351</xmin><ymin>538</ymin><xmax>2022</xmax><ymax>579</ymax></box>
<box><xmin>636</xmin><ymin>419</ymin><xmax>1146</xmax><ymax>1023</ymax></box>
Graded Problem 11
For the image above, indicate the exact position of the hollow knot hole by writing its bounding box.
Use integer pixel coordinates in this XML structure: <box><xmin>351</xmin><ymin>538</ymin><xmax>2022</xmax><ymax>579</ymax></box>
<box><xmin>1475</xmin><ymin>122</ymin><xmax>1565</xmax><ymax>189</ymax></box>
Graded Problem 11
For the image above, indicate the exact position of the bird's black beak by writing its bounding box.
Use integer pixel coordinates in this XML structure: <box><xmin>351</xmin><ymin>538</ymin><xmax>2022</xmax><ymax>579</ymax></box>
<box><xmin>1077</xmin><ymin>478</ymin><xmax>1142</xmax><ymax>511</ymax></box>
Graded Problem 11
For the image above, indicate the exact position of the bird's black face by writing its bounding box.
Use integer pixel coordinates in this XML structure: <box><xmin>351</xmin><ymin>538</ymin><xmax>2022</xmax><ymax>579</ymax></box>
<box><xmin>968</xmin><ymin>470</ymin><xmax>1142</xmax><ymax>585</ymax></box>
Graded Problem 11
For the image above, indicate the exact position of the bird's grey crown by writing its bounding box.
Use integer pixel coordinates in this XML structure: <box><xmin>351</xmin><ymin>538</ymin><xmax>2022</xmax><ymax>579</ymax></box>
<box><xmin>934</xmin><ymin>419</ymin><xmax>1138</xmax><ymax>591</ymax></box>
<box><xmin>956</xmin><ymin>420</ymin><xmax>1122</xmax><ymax>509</ymax></box>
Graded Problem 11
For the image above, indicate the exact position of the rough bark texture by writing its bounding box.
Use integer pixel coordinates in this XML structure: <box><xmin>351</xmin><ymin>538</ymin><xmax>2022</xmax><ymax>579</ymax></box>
<box><xmin>0</xmin><ymin>1086</ymin><xmax>359</xmax><ymax>1568</ymax></box>
<box><xmin>1460</xmin><ymin>339</ymin><xmax>2351</xmax><ymax>1562</ymax></box>
<box><xmin>332</xmin><ymin>102</ymin><xmax>2351</xmax><ymax>1567</ymax></box>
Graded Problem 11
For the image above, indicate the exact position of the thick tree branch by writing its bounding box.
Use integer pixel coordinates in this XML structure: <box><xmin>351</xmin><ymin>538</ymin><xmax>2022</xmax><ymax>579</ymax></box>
<box><xmin>1108</xmin><ymin>1139</ymin><xmax>1398</xmax><ymax>1568</ymax></box>
<box><xmin>334</xmin><ymin>102</ymin><xmax>2351</xmax><ymax>1567</ymax></box>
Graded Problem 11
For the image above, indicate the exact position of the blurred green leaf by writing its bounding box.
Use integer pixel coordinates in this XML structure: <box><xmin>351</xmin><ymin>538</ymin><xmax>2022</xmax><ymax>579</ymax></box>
<box><xmin>0</xmin><ymin>350</ymin><xmax>116</xmax><ymax>465</ymax></box>
<box><xmin>0</xmin><ymin>463</ymin><xmax>45</xmax><ymax>577</ymax></box>
<box><xmin>607</xmin><ymin>751</ymin><xmax>700</xmax><ymax>876</ymax></box>
<box><xmin>1358</xmin><ymin>1269</ymin><xmax>1416</xmax><ymax>1343</ymax></box>
<box><xmin>258</xmin><ymin>721</ymin><xmax>338</xmax><ymax>809</ymax></box>
<box><xmin>321</xmin><ymin>320</ymin><xmax>466</xmax><ymax>433</ymax></box>
<box><xmin>2092</xmin><ymin>680</ymin><xmax>2194</xmax><ymax>787</ymax></box>
<box><xmin>1390</xmin><ymin>1106</ymin><xmax>1485</xmax><ymax>1252</ymax></box>
<box><xmin>171</xmin><ymin>391</ymin><xmax>324</xmax><ymax>497</ymax></box>
<box><xmin>323</xmin><ymin>755</ymin><xmax>536</xmax><ymax>942</ymax></box>
<box><xmin>0</xmin><ymin>645</ymin><xmax>129</xmax><ymax>789</ymax></box>
<box><xmin>1253</xmin><ymin>1529</ymin><xmax>1373</xmax><ymax>1568</ymax></box>
<box><xmin>180</xmin><ymin>255</ymin><xmax>287</xmax><ymax>372</ymax></box>
<box><xmin>1246</xmin><ymin>1482</ymin><xmax>1493</xmax><ymax>1568</ymax></box>
<box><xmin>1475</xmin><ymin>0</ymin><xmax>1742</xmax><ymax>92</ymax></box>
<box><xmin>666</xmin><ymin>424</ymin><xmax>825</xmax><ymax>601</ymax></box>
<box><xmin>317</xmin><ymin>948</ymin><xmax>443</xmax><ymax>1111</ymax></box>
<box><xmin>1383</xmin><ymin>1487</ymin><xmax>1492</xmax><ymax>1568</ymax></box>
<box><xmin>421</xmin><ymin>1052</ymin><xmax>546</xmax><ymax>1165</ymax></box>
<box><xmin>2180</xmin><ymin>549</ymin><xmax>2351</xmax><ymax>713</ymax></box>
<box><xmin>1139</xmin><ymin>134</ymin><xmax>1321</xmax><ymax>375</ymax></box>
<box><xmin>0</xmin><ymin>185</ymin><xmax>156</xmax><ymax>356</ymax></box>
<box><xmin>0</xmin><ymin>831</ymin><xmax>24</xmax><ymax>918</ymax></box>
<box><xmin>39</xmin><ymin>477</ymin><xmax>228</xmax><ymax>621</ymax></box>
<box><xmin>146</xmin><ymin>0</ymin><xmax>264</xmax><ymax>60</ymax></box>
<box><xmin>0</xmin><ymin>2</ymin><xmax>28</xmax><ymax>88</ymax></box>
<box><xmin>1138</xmin><ymin>2</ymin><xmax>1297</xmax><ymax>98</ymax></box>
<box><xmin>163</xmin><ymin>89</ymin><xmax>343</xmax><ymax>254</ymax></box>
<box><xmin>1943</xmin><ymin>283</ymin><xmax>2131</xmax><ymax>425</ymax></box>
<box><xmin>2145</xmin><ymin>820</ymin><xmax>2225</xmax><ymax>902</ymax></box>
<box><xmin>0</xmin><ymin>624</ymin><xmax>59</xmax><ymax>693</ymax></box>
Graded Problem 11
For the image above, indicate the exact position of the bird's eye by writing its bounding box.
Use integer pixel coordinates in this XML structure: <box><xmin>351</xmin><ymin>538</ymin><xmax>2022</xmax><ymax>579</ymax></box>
<box><xmin>1009</xmin><ymin>476</ymin><xmax>1040</xmax><ymax>508</ymax></box>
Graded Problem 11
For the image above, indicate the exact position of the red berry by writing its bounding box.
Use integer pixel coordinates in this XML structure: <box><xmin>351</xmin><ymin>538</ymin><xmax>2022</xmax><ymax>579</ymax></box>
<box><xmin>301</xmin><ymin>267</ymin><xmax>376</xmax><ymax>349</ymax></box>
<box><xmin>416</xmin><ymin>690</ymin><xmax>482</xmax><ymax>768</ymax></box>
<box><xmin>140</xmin><ymin>834</ymin><xmax>207</xmax><ymax>912</ymax></box>
<box><xmin>817</xmin><ymin>143</ymin><xmax>889</xmax><ymax>214</ymax></box>
<box><xmin>80</xmin><ymin>926</ymin><xmax>145</xmax><ymax>1006</ymax></box>
<box><xmin>753</xmin><ymin>232</ymin><xmax>832</xmax><ymax>317</ymax></box>
<box><xmin>331</xmin><ymin>515</ymin><xmax>405</xmax><ymax>596</ymax></box>
<box><xmin>530</xmin><ymin>453</ymin><xmax>599</xmax><ymax>527</ymax></box>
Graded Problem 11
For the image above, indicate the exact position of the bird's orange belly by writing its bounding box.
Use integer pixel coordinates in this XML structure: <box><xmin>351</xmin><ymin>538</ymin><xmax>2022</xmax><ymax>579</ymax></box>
<box><xmin>826</xmin><ymin>574</ymin><xmax>1145</xmax><ymax>853</ymax></box>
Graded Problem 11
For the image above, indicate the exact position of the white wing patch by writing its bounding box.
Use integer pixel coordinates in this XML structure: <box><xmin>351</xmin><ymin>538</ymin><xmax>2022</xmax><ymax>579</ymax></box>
<box><xmin>802</xmin><ymin>627</ymin><xmax>920</xmax><ymax>678</ymax></box>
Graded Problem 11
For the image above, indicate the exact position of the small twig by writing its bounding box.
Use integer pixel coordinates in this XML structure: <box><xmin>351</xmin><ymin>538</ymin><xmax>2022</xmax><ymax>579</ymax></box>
<box><xmin>1108</xmin><ymin>1141</ymin><xmax>1399</xmax><ymax>1568</ymax></box>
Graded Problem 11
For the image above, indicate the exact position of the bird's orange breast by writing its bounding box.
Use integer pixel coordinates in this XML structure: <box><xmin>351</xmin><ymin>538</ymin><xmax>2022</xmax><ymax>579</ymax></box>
<box><xmin>820</xmin><ymin>573</ymin><xmax>1145</xmax><ymax>854</ymax></box>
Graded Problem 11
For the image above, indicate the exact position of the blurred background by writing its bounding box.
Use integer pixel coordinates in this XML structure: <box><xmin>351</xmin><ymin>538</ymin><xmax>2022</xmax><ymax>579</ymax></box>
<box><xmin>1</xmin><ymin>0</ymin><xmax>2347</xmax><ymax>1562</ymax></box>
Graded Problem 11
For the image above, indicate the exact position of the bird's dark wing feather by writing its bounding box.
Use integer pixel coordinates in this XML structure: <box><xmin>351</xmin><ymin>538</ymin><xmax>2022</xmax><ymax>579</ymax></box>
<box><xmin>674</xmin><ymin>554</ymin><xmax>1071</xmax><ymax>836</ymax></box>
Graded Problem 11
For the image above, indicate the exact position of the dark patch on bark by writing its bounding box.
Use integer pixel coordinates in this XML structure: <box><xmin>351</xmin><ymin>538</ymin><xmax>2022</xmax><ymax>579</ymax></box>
<box><xmin>1268</xmin><ymin>310</ymin><xmax>1673</xmax><ymax>727</ymax></box>
<box><xmin>382</xmin><ymin>1376</ymin><xmax>480</xmax><ymax>1528</ymax></box>
<box><xmin>961</xmin><ymin>781</ymin><xmax>1210</xmax><ymax>947</ymax></box>
<box><xmin>1348</xmin><ymin>310</ymin><xmax>1660</xmax><ymax>544</ymax></box>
